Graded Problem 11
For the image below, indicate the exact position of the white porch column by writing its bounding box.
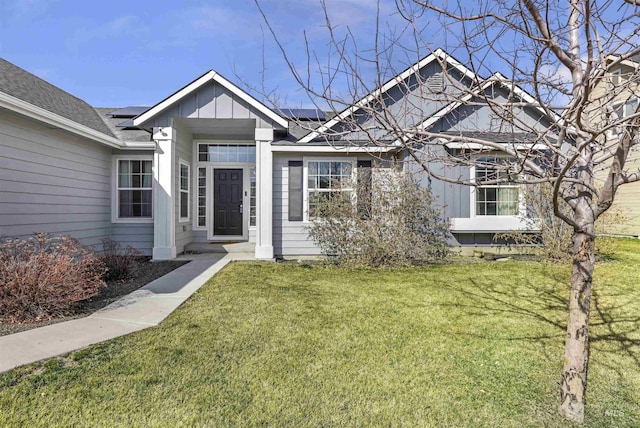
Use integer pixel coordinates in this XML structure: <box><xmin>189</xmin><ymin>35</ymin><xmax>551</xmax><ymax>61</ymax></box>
<box><xmin>255</xmin><ymin>128</ymin><xmax>274</xmax><ymax>259</ymax></box>
<box><xmin>152</xmin><ymin>127</ymin><xmax>177</xmax><ymax>260</ymax></box>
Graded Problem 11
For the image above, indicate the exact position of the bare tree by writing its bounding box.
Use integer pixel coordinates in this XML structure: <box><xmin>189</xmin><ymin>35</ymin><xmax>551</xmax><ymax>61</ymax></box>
<box><xmin>256</xmin><ymin>0</ymin><xmax>640</xmax><ymax>422</ymax></box>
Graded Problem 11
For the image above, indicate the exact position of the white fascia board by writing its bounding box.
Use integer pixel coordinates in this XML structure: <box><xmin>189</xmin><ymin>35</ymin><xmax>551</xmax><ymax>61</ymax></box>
<box><xmin>491</xmin><ymin>72</ymin><xmax>562</xmax><ymax>122</ymax></box>
<box><xmin>212</xmin><ymin>73</ymin><xmax>288</xmax><ymax>128</ymax></box>
<box><xmin>298</xmin><ymin>48</ymin><xmax>481</xmax><ymax>144</ymax></box>
<box><xmin>451</xmin><ymin>216</ymin><xmax>541</xmax><ymax>232</ymax></box>
<box><xmin>444</xmin><ymin>141</ymin><xmax>549</xmax><ymax>150</ymax></box>
<box><xmin>395</xmin><ymin>74</ymin><xmax>559</xmax><ymax>147</ymax></box>
<box><xmin>392</xmin><ymin>83</ymin><xmax>484</xmax><ymax>145</ymax></box>
<box><xmin>605</xmin><ymin>54</ymin><xmax>640</xmax><ymax>69</ymax></box>
<box><xmin>270</xmin><ymin>145</ymin><xmax>396</xmax><ymax>153</ymax></box>
<box><xmin>120</xmin><ymin>142</ymin><xmax>156</xmax><ymax>150</ymax></box>
<box><xmin>133</xmin><ymin>71</ymin><xmax>215</xmax><ymax>126</ymax></box>
<box><xmin>133</xmin><ymin>71</ymin><xmax>288</xmax><ymax>129</ymax></box>
<box><xmin>0</xmin><ymin>92</ymin><xmax>123</xmax><ymax>148</ymax></box>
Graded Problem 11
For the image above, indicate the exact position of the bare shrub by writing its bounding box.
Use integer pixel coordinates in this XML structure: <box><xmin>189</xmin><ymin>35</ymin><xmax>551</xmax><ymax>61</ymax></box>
<box><xmin>307</xmin><ymin>167</ymin><xmax>450</xmax><ymax>267</ymax></box>
<box><xmin>495</xmin><ymin>184</ymin><xmax>627</xmax><ymax>262</ymax></box>
<box><xmin>100</xmin><ymin>238</ymin><xmax>143</xmax><ymax>282</ymax></box>
<box><xmin>0</xmin><ymin>234</ymin><xmax>106</xmax><ymax>322</ymax></box>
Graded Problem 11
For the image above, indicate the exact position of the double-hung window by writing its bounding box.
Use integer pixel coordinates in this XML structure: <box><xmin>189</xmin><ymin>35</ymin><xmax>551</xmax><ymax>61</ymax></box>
<box><xmin>307</xmin><ymin>160</ymin><xmax>354</xmax><ymax>219</ymax></box>
<box><xmin>179</xmin><ymin>160</ymin><xmax>190</xmax><ymax>222</ymax></box>
<box><xmin>610</xmin><ymin>98</ymin><xmax>639</xmax><ymax>137</ymax></box>
<box><xmin>117</xmin><ymin>159</ymin><xmax>152</xmax><ymax>219</ymax></box>
<box><xmin>474</xmin><ymin>156</ymin><xmax>520</xmax><ymax>216</ymax></box>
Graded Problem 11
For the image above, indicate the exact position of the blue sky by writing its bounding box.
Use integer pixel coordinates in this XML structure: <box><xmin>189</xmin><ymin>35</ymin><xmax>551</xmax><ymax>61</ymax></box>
<box><xmin>2</xmin><ymin>1</ymin><xmax>635</xmax><ymax>111</ymax></box>
<box><xmin>0</xmin><ymin>0</ymin><xmax>423</xmax><ymax>109</ymax></box>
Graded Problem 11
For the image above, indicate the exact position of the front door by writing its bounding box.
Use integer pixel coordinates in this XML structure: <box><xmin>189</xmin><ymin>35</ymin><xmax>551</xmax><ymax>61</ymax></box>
<box><xmin>213</xmin><ymin>169</ymin><xmax>243</xmax><ymax>236</ymax></box>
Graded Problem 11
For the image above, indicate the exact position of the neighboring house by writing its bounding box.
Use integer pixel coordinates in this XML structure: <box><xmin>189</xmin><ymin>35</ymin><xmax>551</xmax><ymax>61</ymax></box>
<box><xmin>590</xmin><ymin>54</ymin><xmax>640</xmax><ymax>237</ymax></box>
<box><xmin>0</xmin><ymin>50</ymin><xmax>555</xmax><ymax>259</ymax></box>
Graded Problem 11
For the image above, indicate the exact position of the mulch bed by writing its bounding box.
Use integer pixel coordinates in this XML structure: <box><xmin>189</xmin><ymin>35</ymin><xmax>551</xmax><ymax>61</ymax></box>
<box><xmin>0</xmin><ymin>259</ymin><xmax>188</xmax><ymax>337</ymax></box>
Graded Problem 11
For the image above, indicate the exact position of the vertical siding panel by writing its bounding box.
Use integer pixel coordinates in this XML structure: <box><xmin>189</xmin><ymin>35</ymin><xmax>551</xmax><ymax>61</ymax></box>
<box><xmin>215</xmin><ymin>86</ymin><xmax>234</xmax><ymax>118</ymax></box>
<box><xmin>198</xmin><ymin>84</ymin><xmax>216</xmax><ymax>118</ymax></box>
<box><xmin>182</xmin><ymin>92</ymin><xmax>198</xmax><ymax>118</ymax></box>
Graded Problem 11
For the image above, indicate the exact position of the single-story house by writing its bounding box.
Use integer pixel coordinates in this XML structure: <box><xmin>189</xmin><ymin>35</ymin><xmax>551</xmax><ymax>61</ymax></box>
<box><xmin>0</xmin><ymin>49</ymin><xmax>555</xmax><ymax>259</ymax></box>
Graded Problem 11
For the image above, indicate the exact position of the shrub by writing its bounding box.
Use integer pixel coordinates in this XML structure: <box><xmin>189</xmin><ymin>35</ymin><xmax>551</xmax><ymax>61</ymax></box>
<box><xmin>0</xmin><ymin>234</ymin><xmax>106</xmax><ymax>322</ymax></box>
<box><xmin>307</xmin><ymin>167</ymin><xmax>450</xmax><ymax>267</ymax></box>
<box><xmin>100</xmin><ymin>239</ymin><xmax>143</xmax><ymax>282</ymax></box>
<box><xmin>494</xmin><ymin>183</ymin><xmax>627</xmax><ymax>262</ymax></box>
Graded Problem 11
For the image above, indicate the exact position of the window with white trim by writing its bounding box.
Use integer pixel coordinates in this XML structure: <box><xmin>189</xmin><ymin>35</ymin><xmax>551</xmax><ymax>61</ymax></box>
<box><xmin>179</xmin><ymin>160</ymin><xmax>190</xmax><ymax>221</ymax></box>
<box><xmin>611</xmin><ymin>66</ymin><xmax>623</xmax><ymax>86</ymax></box>
<box><xmin>249</xmin><ymin>167</ymin><xmax>256</xmax><ymax>227</ymax></box>
<box><xmin>197</xmin><ymin>167</ymin><xmax>206</xmax><ymax>227</ymax></box>
<box><xmin>198</xmin><ymin>143</ymin><xmax>256</xmax><ymax>162</ymax></box>
<box><xmin>474</xmin><ymin>157</ymin><xmax>520</xmax><ymax>216</ymax></box>
<box><xmin>610</xmin><ymin>98</ymin><xmax>639</xmax><ymax>137</ymax></box>
<box><xmin>117</xmin><ymin>159</ymin><xmax>152</xmax><ymax>218</ymax></box>
<box><xmin>307</xmin><ymin>160</ymin><xmax>354</xmax><ymax>218</ymax></box>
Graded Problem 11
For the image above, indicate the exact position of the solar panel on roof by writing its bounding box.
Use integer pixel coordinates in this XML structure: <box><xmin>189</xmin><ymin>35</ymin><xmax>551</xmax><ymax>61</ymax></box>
<box><xmin>278</xmin><ymin>108</ymin><xmax>325</xmax><ymax>120</ymax></box>
<box><xmin>109</xmin><ymin>106</ymin><xmax>150</xmax><ymax>118</ymax></box>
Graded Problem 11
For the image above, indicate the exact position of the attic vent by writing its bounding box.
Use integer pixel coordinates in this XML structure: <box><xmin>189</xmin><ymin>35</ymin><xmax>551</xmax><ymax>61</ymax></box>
<box><xmin>427</xmin><ymin>72</ymin><xmax>446</xmax><ymax>93</ymax></box>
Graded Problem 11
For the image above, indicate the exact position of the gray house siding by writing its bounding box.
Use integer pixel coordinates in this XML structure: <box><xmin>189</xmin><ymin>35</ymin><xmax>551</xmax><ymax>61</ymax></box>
<box><xmin>329</xmin><ymin>63</ymin><xmax>475</xmax><ymax>141</ymax></box>
<box><xmin>148</xmin><ymin>81</ymin><xmax>280</xmax><ymax>129</ymax></box>
<box><xmin>272</xmin><ymin>152</ymin><xmax>394</xmax><ymax>257</ymax></box>
<box><xmin>109</xmin><ymin>148</ymin><xmax>155</xmax><ymax>256</ymax></box>
<box><xmin>273</xmin><ymin>153</ymin><xmax>318</xmax><ymax>256</ymax></box>
<box><xmin>431</xmin><ymin>88</ymin><xmax>553</xmax><ymax>133</ymax></box>
<box><xmin>406</xmin><ymin>149</ymin><xmax>471</xmax><ymax>219</ymax></box>
<box><xmin>0</xmin><ymin>109</ymin><xmax>112</xmax><ymax>249</ymax></box>
<box><xmin>111</xmin><ymin>223</ymin><xmax>154</xmax><ymax>255</ymax></box>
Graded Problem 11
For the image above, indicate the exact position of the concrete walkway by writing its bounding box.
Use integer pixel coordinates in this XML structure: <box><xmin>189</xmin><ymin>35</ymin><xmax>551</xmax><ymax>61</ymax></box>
<box><xmin>0</xmin><ymin>250</ymin><xmax>254</xmax><ymax>373</ymax></box>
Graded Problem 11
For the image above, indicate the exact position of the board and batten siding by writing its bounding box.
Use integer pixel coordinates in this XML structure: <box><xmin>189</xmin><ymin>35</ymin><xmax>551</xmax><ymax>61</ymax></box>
<box><xmin>147</xmin><ymin>81</ymin><xmax>279</xmax><ymax>129</ymax></box>
<box><xmin>272</xmin><ymin>152</ymin><xmax>392</xmax><ymax>257</ymax></box>
<box><xmin>0</xmin><ymin>109</ymin><xmax>112</xmax><ymax>249</ymax></box>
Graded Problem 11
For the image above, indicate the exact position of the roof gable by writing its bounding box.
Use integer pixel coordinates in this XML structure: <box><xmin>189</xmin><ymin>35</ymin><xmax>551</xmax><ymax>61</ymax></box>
<box><xmin>133</xmin><ymin>70</ymin><xmax>288</xmax><ymax>129</ymax></box>
<box><xmin>298</xmin><ymin>48</ymin><xmax>479</xmax><ymax>143</ymax></box>
<box><xmin>0</xmin><ymin>58</ymin><xmax>115</xmax><ymax>138</ymax></box>
<box><xmin>394</xmin><ymin>73</ymin><xmax>557</xmax><ymax>146</ymax></box>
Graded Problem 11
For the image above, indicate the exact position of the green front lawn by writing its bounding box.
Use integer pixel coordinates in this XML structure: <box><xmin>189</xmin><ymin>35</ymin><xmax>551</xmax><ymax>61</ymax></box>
<box><xmin>1</xmin><ymin>240</ymin><xmax>639</xmax><ymax>427</ymax></box>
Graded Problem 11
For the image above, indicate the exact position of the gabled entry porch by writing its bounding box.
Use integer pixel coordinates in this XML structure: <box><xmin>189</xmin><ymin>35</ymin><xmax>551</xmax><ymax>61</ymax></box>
<box><xmin>146</xmin><ymin>119</ymin><xmax>276</xmax><ymax>261</ymax></box>
<box><xmin>129</xmin><ymin>68</ymin><xmax>289</xmax><ymax>260</ymax></box>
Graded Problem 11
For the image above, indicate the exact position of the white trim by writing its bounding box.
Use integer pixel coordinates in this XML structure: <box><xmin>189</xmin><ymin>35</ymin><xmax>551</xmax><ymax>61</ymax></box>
<box><xmin>395</xmin><ymin>72</ymin><xmax>561</xmax><ymax>147</ymax></box>
<box><xmin>193</xmin><ymin>140</ymin><xmax>257</xmax><ymax>232</ymax></box>
<box><xmin>444</xmin><ymin>141</ymin><xmax>549</xmax><ymax>150</ymax></box>
<box><xmin>255</xmin><ymin>132</ymin><xmax>274</xmax><ymax>259</ymax></box>
<box><xmin>193</xmin><ymin>165</ymin><xmax>207</xmax><ymax>231</ymax></box>
<box><xmin>111</xmin><ymin>155</ymin><xmax>154</xmax><ymax>224</ymax></box>
<box><xmin>451</xmin><ymin>216</ymin><xmax>538</xmax><ymax>232</ymax></box>
<box><xmin>607</xmin><ymin>97</ymin><xmax>639</xmax><ymax>138</ymax></box>
<box><xmin>271</xmin><ymin>144</ymin><xmax>397</xmax><ymax>153</ymax></box>
<box><xmin>605</xmin><ymin>54</ymin><xmax>640</xmax><ymax>70</ymax></box>
<box><xmin>302</xmin><ymin>156</ymin><xmax>357</xmax><ymax>222</ymax></box>
<box><xmin>469</xmin><ymin>158</ymin><xmax>524</xmax><ymax>218</ymax></box>
<box><xmin>178</xmin><ymin>159</ymin><xmax>190</xmax><ymax>223</ymax></box>
<box><xmin>132</xmin><ymin>70</ymin><xmax>288</xmax><ymax>128</ymax></box>
<box><xmin>491</xmin><ymin>72</ymin><xmax>562</xmax><ymax>122</ymax></box>
<box><xmin>207</xmin><ymin>165</ymin><xmax>252</xmax><ymax>240</ymax></box>
<box><xmin>0</xmin><ymin>91</ymin><xmax>123</xmax><ymax>148</ymax></box>
<box><xmin>298</xmin><ymin>48</ymin><xmax>478</xmax><ymax>143</ymax></box>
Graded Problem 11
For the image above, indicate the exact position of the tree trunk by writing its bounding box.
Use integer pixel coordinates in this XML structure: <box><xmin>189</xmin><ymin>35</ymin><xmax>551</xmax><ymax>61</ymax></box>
<box><xmin>558</xmin><ymin>225</ymin><xmax>595</xmax><ymax>423</ymax></box>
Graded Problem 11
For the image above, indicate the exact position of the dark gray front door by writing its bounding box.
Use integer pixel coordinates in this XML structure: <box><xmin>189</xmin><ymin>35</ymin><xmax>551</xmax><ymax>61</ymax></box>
<box><xmin>214</xmin><ymin>169</ymin><xmax>243</xmax><ymax>236</ymax></box>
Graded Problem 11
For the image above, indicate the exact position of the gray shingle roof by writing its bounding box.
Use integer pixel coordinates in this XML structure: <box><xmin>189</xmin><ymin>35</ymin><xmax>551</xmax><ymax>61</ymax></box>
<box><xmin>0</xmin><ymin>58</ymin><xmax>115</xmax><ymax>138</ymax></box>
<box><xmin>95</xmin><ymin>108</ymin><xmax>152</xmax><ymax>143</ymax></box>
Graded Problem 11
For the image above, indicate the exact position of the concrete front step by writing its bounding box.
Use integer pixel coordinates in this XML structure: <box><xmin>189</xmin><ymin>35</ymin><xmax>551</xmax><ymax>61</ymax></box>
<box><xmin>184</xmin><ymin>241</ymin><xmax>255</xmax><ymax>254</ymax></box>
